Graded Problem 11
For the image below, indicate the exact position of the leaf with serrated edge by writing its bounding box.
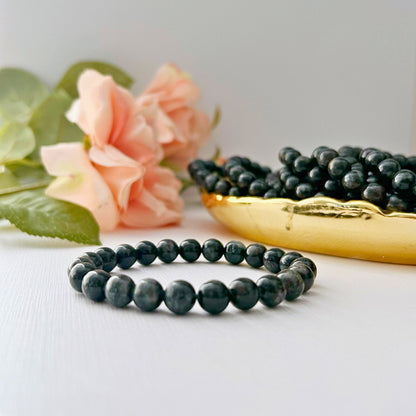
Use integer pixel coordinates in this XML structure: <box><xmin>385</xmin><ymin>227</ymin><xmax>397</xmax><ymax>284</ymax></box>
<box><xmin>0</xmin><ymin>123</ymin><xmax>36</xmax><ymax>163</ymax></box>
<box><xmin>0</xmin><ymin>189</ymin><xmax>101</xmax><ymax>245</ymax></box>
<box><xmin>0</xmin><ymin>68</ymin><xmax>49</xmax><ymax>123</ymax></box>
<box><xmin>56</xmin><ymin>61</ymin><xmax>133</xmax><ymax>98</ymax></box>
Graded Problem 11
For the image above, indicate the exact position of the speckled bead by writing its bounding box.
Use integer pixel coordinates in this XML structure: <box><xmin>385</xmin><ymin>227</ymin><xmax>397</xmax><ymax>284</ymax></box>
<box><xmin>224</xmin><ymin>241</ymin><xmax>246</xmax><ymax>265</ymax></box>
<box><xmin>257</xmin><ymin>274</ymin><xmax>286</xmax><ymax>307</ymax></box>
<box><xmin>198</xmin><ymin>280</ymin><xmax>230</xmax><ymax>315</ymax></box>
<box><xmin>157</xmin><ymin>239</ymin><xmax>179</xmax><ymax>264</ymax></box>
<box><xmin>164</xmin><ymin>280</ymin><xmax>196</xmax><ymax>315</ymax></box>
<box><xmin>229</xmin><ymin>278</ymin><xmax>259</xmax><ymax>310</ymax></box>
<box><xmin>202</xmin><ymin>239</ymin><xmax>224</xmax><ymax>262</ymax></box>
<box><xmin>278</xmin><ymin>269</ymin><xmax>304</xmax><ymax>301</ymax></box>
<box><xmin>263</xmin><ymin>248</ymin><xmax>284</xmax><ymax>273</ymax></box>
<box><xmin>115</xmin><ymin>244</ymin><xmax>137</xmax><ymax>269</ymax></box>
<box><xmin>95</xmin><ymin>247</ymin><xmax>117</xmax><ymax>272</ymax></box>
<box><xmin>179</xmin><ymin>239</ymin><xmax>202</xmax><ymax>263</ymax></box>
<box><xmin>136</xmin><ymin>241</ymin><xmax>158</xmax><ymax>266</ymax></box>
<box><xmin>85</xmin><ymin>252</ymin><xmax>104</xmax><ymax>269</ymax></box>
<box><xmin>105</xmin><ymin>274</ymin><xmax>135</xmax><ymax>307</ymax></box>
<box><xmin>245</xmin><ymin>244</ymin><xmax>266</xmax><ymax>268</ymax></box>
<box><xmin>81</xmin><ymin>270</ymin><xmax>111</xmax><ymax>302</ymax></box>
<box><xmin>291</xmin><ymin>257</ymin><xmax>317</xmax><ymax>277</ymax></box>
<box><xmin>290</xmin><ymin>264</ymin><xmax>315</xmax><ymax>293</ymax></box>
<box><xmin>279</xmin><ymin>251</ymin><xmax>302</xmax><ymax>271</ymax></box>
<box><xmin>133</xmin><ymin>278</ymin><xmax>164</xmax><ymax>312</ymax></box>
<box><xmin>68</xmin><ymin>262</ymin><xmax>95</xmax><ymax>292</ymax></box>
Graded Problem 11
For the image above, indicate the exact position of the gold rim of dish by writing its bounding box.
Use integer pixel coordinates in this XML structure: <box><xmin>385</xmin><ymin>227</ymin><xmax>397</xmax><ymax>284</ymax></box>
<box><xmin>201</xmin><ymin>192</ymin><xmax>416</xmax><ymax>265</ymax></box>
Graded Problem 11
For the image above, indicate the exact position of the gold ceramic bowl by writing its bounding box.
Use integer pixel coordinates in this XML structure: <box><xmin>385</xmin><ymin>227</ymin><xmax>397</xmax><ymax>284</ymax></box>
<box><xmin>201</xmin><ymin>192</ymin><xmax>416</xmax><ymax>265</ymax></box>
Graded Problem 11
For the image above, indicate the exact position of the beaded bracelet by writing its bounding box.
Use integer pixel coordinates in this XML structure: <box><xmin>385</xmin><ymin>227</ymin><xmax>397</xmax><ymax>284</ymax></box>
<box><xmin>68</xmin><ymin>239</ymin><xmax>317</xmax><ymax>315</ymax></box>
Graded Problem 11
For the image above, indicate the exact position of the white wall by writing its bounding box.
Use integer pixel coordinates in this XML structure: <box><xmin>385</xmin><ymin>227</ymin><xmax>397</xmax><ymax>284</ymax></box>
<box><xmin>1</xmin><ymin>0</ymin><xmax>415</xmax><ymax>166</ymax></box>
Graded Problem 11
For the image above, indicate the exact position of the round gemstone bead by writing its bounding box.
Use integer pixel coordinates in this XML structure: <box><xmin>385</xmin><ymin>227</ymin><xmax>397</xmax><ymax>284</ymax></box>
<box><xmin>157</xmin><ymin>239</ymin><xmax>179</xmax><ymax>263</ymax></box>
<box><xmin>105</xmin><ymin>274</ymin><xmax>134</xmax><ymax>307</ymax></box>
<box><xmin>377</xmin><ymin>158</ymin><xmax>401</xmax><ymax>181</ymax></box>
<box><xmin>328</xmin><ymin>157</ymin><xmax>350</xmax><ymax>179</ymax></box>
<box><xmin>248</xmin><ymin>179</ymin><xmax>268</xmax><ymax>196</ymax></box>
<box><xmin>136</xmin><ymin>241</ymin><xmax>158</xmax><ymax>265</ymax></box>
<box><xmin>215</xmin><ymin>179</ymin><xmax>231</xmax><ymax>195</ymax></box>
<box><xmin>95</xmin><ymin>247</ymin><xmax>117</xmax><ymax>272</ymax></box>
<box><xmin>317</xmin><ymin>149</ymin><xmax>338</xmax><ymax>169</ymax></box>
<box><xmin>68</xmin><ymin>255</ymin><xmax>94</xmax><ymax>271</ymax></box>
<box><xmin>115</xmin><ymin>244</ymin><xmax>137</xmax><ymax>269</ymax></box>
<box><xmin>257</xmin><ymin>275</ymin><xmax>286</xmax><ymax>307</ymax></box>
<box><xmin>291</xmin><ymin>257</ymin><xmax>317</xmax><ymax>276</ymax></box>
<box><xmin>392</xmin><ymin>169</ymin><xmax>416</xmax><ymax>195</ymax></box>
<box><xmin>245</xmin><ymin>243</ymin><xmax>266</xmax><ymax>268</ymax></box>
<box><xmin>224</xmin><ymin>240</ymin><xmax>246</xmax><ymax>265</ymax></box>
<box><xmin>237</xmin><ymin>171</ymin><xmax>256</xmax><ymax>188</ymax></box>
<box><xmin>204</xmin><ymin>173</ymin><xmax>219</xmax><ymax>193</ymax></box>
<box><xmin>133</xmin><ymin>278</ymin><xmax>164</xmax><ymax>312</ymax></box>
<box><xmin>263</xmin><ymin>189</ymin><xmax>278</xmax><ymax>199</ymax></box>
<box><xmin>164</xmin><ymin>280</ymin><xmax>196</xmax><ymax>315</ymax></box>
<box><xmin>295</xmin><ymin>183</ymin><xmax>315</xmax><ymax>199</ymax></box>
<box><xmin>85</xmin><ymin>251</ymin><xmax>104</xmax><ymax>269</ymax></box>
<box><xmin>361</xmin><ymin>183</ymin><xmax>386</xmax><ymax>205</ymax></box>
<box><xmin>202</xmin><ymin>239</ymin><xmax>224</xmax><ymax>262</ymax></box>
<box><xmin>342</xmin><ymin>171</ymin><xmax>364</xmax><ymax>191</ymax></box>
<box><xmin>278</xmin><ymin>269</ymin><xmax>304</xmax><ymax>301</ymax></box>
<box><xmin>263</xmin><ymin>248</ymin><xmax>284</xmax><ymax>273</ymax></box>
<box><xmin>279</xmin><ymin>252</ymin><xmax>302</xmax><ymax>270</ymax></box>
<box><xmin>229</xmin><ymin>186</ymin><xmax>242</xmax><ymax>196</ymax></box>
<box><xmin>179</xmin><ymin>239</ymin><xmax>202</xmax><ymax>263</ymax></box>
<box><xmin>198</xmin><ymin>280</ymin><xmax>230</xmax><ymax>315</ymax></box>
<box><xmin>292</xmin><ymin>156</ymin><xmax>313</xmax><ymax>175</ymax></box>
<box><xmin>290</xmin><ymin>264</ymin><xmax>315</xmax><ymax>293</ymax></box>
<box><xmin>68</xmin><ymin>262</ymin><xmax>95</xmax><ymax>292</ymax></box>
<box><xmin>82</xmin><ymin>270</ymin><xmax>111</xmax><ymax>302</ymax></box>
<box><xmin>229</xmin><ymin>278</ymin><xmax>259</xmax><ymax>310</ymax></box>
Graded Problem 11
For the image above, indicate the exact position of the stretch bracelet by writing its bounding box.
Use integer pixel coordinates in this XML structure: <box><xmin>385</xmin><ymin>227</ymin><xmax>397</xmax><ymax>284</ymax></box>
<box><xmin>68</xmin><ymin>239</ymin><xmax>317</xmax><ymax>315</ymax></box>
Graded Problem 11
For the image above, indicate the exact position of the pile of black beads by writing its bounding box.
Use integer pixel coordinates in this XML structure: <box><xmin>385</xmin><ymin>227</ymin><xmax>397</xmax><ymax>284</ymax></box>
<box><xmin>188</xmin><ymin>145</ymin><xmax>416</xmax><ymax>213</ymax></box>
<box><xmin>68</xmin><ymin>239</ymin><xmax>317</xmax><ymax>315</ymax></box>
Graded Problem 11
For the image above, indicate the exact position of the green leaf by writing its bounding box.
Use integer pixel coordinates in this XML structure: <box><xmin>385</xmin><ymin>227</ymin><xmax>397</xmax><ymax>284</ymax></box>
<box><xmin>56</xmin><ymin>61</ymin><xmax>134</xmax><ymax>98</ymax></box>
<box><xmin>210</xmin><ymin>145</ymin><xmax>221</xmax><ymax>162</ymax></box>
<box><xmin>0</xmin><ymin>188</ymin><xmax>101</xmax><ymax>244</ymax></box>
<box><xmin>57</xmin><ymin>115</ymin><xmax>85</xmax><ymax>143</ymax></box>
<box><xmin>211</xmin><ymin>106</ymin><xmax>221</xmax><ymax>130</ymax></box>
<box><xmin>0</xmin><ymin>166</ymin><xmax>19</xmax><ymax>189</ymax></box>
<box><xmin>0</xmin><ymin>68</ymin><xmax>49</xmax><ymax>123</ymax></box>
<box><xmin>28</xmin><ymin>89</ymin><xmax>75</xmax><ymax>158</ymax></box>
<box><xmin>0</xmin><ymin>123</ymin><xmax>36</xmax><ymax>163</ymax></box>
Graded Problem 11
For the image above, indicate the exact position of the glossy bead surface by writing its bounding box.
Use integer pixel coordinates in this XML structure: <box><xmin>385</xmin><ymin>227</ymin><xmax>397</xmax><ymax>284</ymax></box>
<box><xmin>248</xmin><ymin>179</ymin><xmax>268</xmax><ymax>196</ymax></box>
<box><xmin>328</xmin><ymin>157</ymin><xmax>350</xmax><ymax>179</ymax></box>
<box><xmin>164</xmin><ymin>280</ymin><xmax>196</xmax><ymax>315</ymax></box>
<box><xmin>295</xmin><ymin>183</ymin><xmax>315</xmax><ymax>199</ymax></box>
<box><xmin>224</xmin><ymin>240</ymin><xmax>246</xmax><ymax>265</ymax></box>
<box><xmin>81</xmin><ymin>270</ymin><xmax>111</xmax><ymax>302</ymax></box>
<box><xmin>85</xmin><ymin>251</ymin><xmax>104</xmax><ymax>269</ymax></box>
<box><xmin>279</xmin><ymin>252</ymin><xmax>302</xmax><ymax>270</ymax></box>
<box><xmin>95</xmin><ymin>247</ymin><xmax>117</xmax><ymax>272</ymax></box>
<box><xmin>342</xmin><ymin>171</ymin><xmax>364</xmax><ymax>191</ymax></box>
<box><xmin>136</xmin><ymin>241</ymin><xmax>158</xmax><ymax>265</ymax></box>
<box><xmin>133</xmin><ymin>278</ymin><xmax>164</xmax><ymax>312</ymax></box>
<box><xmin>291</xmin><ymin>257</ymin><xmax>317</xmax><ymax>276</ymax></box>
<box><xmin>263</xmin><ymin>248</ymin><xmax>284</xmax><ymax>273</ymax></box>
<box><xmin>179</xmin><ymin>239</ymin><xmax>201</xmax><ymax>263</ymax></box>
<box><xmin>68</xmin><ymin>256</ymin><xmax>94</xmax><ymax>271</ymax></box>
<box><xmin>278</xmin><ymin>269</ymin><xmax>304</xmax><ymax>301</ymax></box>
<box><xmin>229</xmin><ymin>278</ymin><xmax>259</xmax><ymax>310</ymax></box>
<box><xmin>68</xmin><ymin>262</ymin><xmax>95</xmax><ymax>292</ymax></box>
<box><xmin>290</xmin><ymin>264</ymin><xmax>315</xmax><ymax>292</ymax></box>
<box><xmin>198</xmin><ymin>280</ymin><xmax>230</xmax><ymax>315</ymax></box>
<box><xmin>257</xmin><ymin>275</ymin><xmax>286</xmax><ymax>307</ymax></box>
<box><xmin>105</xmin><ymin>274</ymin><xmax>134</xmax><ymax>307</ymax></box>
<box><xmin>392</xmin><ymin>169</ymin><xmax>416</xmax><ymax>195</ymax></box>
<box><xmin>362</xmin><ymin>183</ymin><xmax>386</xmax><ymax>205</ymax></box>
<box><xmin>202</xmin><ymin>239</ymin><xmax>224</xmax><ymax>262</ymax></box>
<box><xmin>115</xmin><ymin>244</ymin><xmax>137</xmax><ymax>269</ymax></box>
<box><xmin>245</xmin><ymin>243</ymin><xmax>266</xmax><ymax>268</ymax></box>
<box><xmin>215</xmin><ymin>179</ymin><xmax>231</xmax><ymax>195</ymax></box>
<box><xmin>157</xmin><ymin>239</ymin><xmax>179</xmax><ymax>263</ymax></box>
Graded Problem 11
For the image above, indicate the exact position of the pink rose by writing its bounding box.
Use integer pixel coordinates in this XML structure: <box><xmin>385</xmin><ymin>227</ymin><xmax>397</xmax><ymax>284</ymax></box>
<box><xmin>139</xmin><ymin>63</ymin><xmax>211</xmax><ymax>169</ymax></box>
<box><xmin>41</xmin><ymin>69</ymin><xmax>183</xmax><ymax>231</ymax></box>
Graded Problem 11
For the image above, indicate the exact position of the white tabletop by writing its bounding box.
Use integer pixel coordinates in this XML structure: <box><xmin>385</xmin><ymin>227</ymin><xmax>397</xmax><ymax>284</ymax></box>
<box><xmin>0</xmin><ymin>196</ymin><xmax>415</xmax><ymax>416</ymax></box>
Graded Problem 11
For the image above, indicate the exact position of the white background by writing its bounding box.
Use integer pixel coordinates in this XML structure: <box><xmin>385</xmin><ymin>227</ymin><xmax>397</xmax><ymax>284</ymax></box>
<box><xmin>1</xmin><ymin>1</ymin><xmax>416</xmax><ymax>415</ymax></box>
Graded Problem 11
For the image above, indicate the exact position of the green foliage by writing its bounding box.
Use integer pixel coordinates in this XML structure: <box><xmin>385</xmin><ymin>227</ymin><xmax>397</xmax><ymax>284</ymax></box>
<box><xmin>0</xmin><ymin>123</ymin><xmax>36</xmax><ymax>163</ymax></box>
<box><xmin>56</xmin><ymin>61</ymin><xmax>134</xmax><ymax>97</ymax></box>
<box><xmin>211</xmin><ymin>106</ymin><xmax>221</xmax><ymax>130</ymax></box>
<box><xmin>0</xmin><ymin>188</ymin><xmax>101</xmax><ymax>244</ymax></box>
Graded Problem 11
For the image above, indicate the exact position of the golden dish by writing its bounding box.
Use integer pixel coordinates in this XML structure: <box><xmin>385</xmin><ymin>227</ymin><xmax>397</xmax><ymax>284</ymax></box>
<box><xmin>201</xmin><ymin>192</ymin><xmax>416</xmax><ymax>265</ymax></box>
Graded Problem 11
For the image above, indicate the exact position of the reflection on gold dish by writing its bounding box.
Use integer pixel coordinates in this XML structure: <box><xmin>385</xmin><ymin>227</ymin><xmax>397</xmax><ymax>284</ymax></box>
<box><xmin>201</xmin><ymin>192</ymin><xmax>416</xmax><ymax>265</ymax></box>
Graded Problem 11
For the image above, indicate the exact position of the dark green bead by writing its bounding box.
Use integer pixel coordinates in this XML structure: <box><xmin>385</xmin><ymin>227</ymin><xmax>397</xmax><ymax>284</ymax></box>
<box><xmin>82</xmin><ymin>270</ymin><xmax>111</xmax><ymax>302</ymax></box>
<box><xmin>202</xmin><ymin>239</ymin><xmax>224</xmax><ymax>262</ymax></box>
<box><xmin>279</xmin><ymin>251</ymin><xmax>302</xmax><ymax>270</ymax></box>
<box><xmin>68</xmin><ymin>256</ymin><xmax>94</xmax><ymax>272</ymax></box>
<box><xmin>224</xmin><ymin>241</ymin><xmax>246</xmax><ymax>265</ymax></box>
<box><xmin>105</xmin><ymin>275</ymin><xmax>134</xmax><ymax>307</ymax></box>
<box><xmin>263</xmin><ymin>248</ymin><xmax>284</xmax><ymax>273</ymax></box>
<box><xmin>198</xmin><ymin>280</ymin><xmax>230</xmax><ymax>315</ymax></box>
<box><xmin>179</xmin><ymin>239</ymin><xmax>201</xmax><ymax>263</ymax></box>
<box><xmin>291</xmin><ymin>257</ymin><xmax>317</xmax><ymax>277</ymax></box>
<box><xmin>85</xmin><ymin>251</ymin><xmax>104</xmax><ymax>269</ymax></box>
<box><xmin>290</xmin><ymin>264</ymin><xmax>315</xmax><ymax>293</ymax></box>
<box><xmin>229</xmin><ymin>278</ymin><xmax>259</xmax><ymax>310</ymax></box>
<box><xmin>95</xmin><ymin>247</ymin><xmax>117</xmax><ymax>272</ymax></box>
<box><xmin>133</xmin><ymin>279</ymin><xmax>164</xmax><ymax>312</ymax></box>
<box><xmin>68</xmin><ymin>262</ymin><xmax>95</xmax><ymax>292</ymax></box>
<box><xmin>115</xmin><ymin>244</ymin><xmax>137</xmax><ymax>269</ymax></box>
<box><xmin>136</xmin><ymin>241</ymin><xmax>158</xmax><ymax>265</ymax></box>
<box><xmin>257</xmin><ymin>275</ymin><xmax>286</xmax><ymax>307</ymax></box>
<box><xmin>157</xmin><ymin>239</ymin><xmax>179</xmax><ymax>263</ymax></box>
<box><xmin>278</xmin><ymin>269</ymin><xmax>304</xmax><ymax>301</ymax></box>
<box><xmin>245</xmin><ymin>243</ymin><xmax>266</xmax><ymax>268</ymax></box>
<box><xmin>164</xmin><ymin>280</ymin><xmax>196</xmax><ymax>315</ymax></box>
